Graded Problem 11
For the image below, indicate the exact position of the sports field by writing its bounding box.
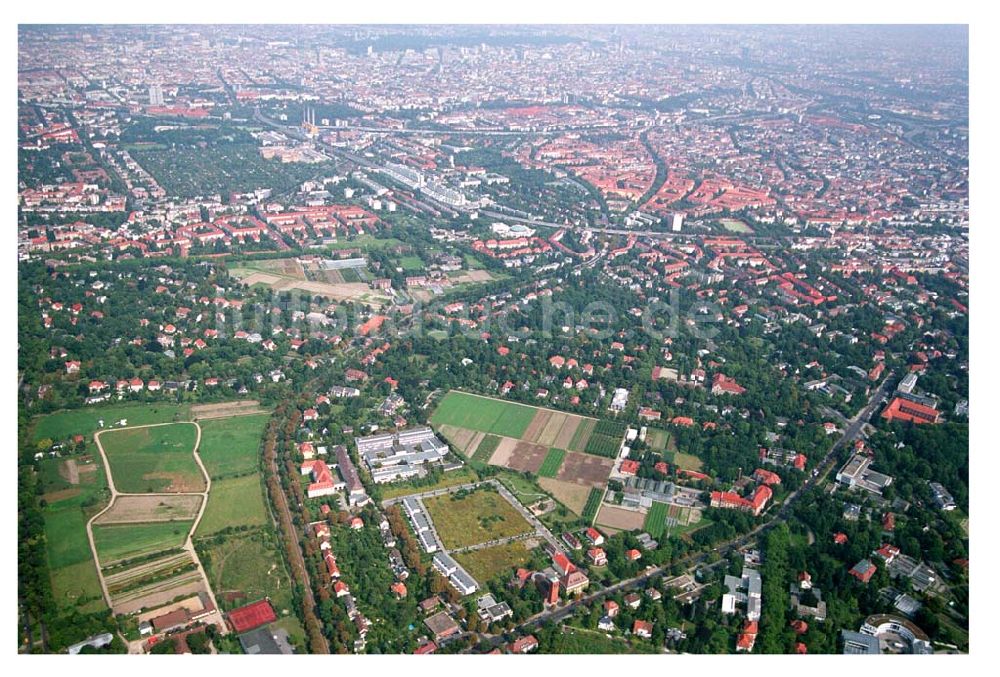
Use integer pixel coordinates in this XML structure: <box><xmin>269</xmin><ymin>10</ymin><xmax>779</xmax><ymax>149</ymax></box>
<box><xmin>197</xmin><ymin>413</ymin><xmax>269</xmax><ymax>479</ymax></box>
<box><xmin>423</xmin><ymin>489</ymin><xmax>533</xmax><ymax>549</ymax></box>
<box><xmin>454</xmin><ymin>541</ymin><xmax>533</xmax><ymax>584</ymax></box>
<box><xmin>643</xmin><ymin>501</ymin><xmax>670</xmax><ymax>538</ymax></box>
<box><xmin>429</xmin><ymin>391</ymin><xmax>537</xmax><ymax>438</ymax></box>
<box><xmin>196</xmin><ymin>474</ymin><xmax>268</xmax><ymax>536</ymax></box>
<box><xmin>720</xmin><ymin>218</ymin><xmax>753</xmax><ymax>233</ymax></box>
<box><xmin>100</xmin><ymin>423</ymin><xmax>205</xmax><ymax>493</ymax></box>
<box><xmin>645</xmin><ymin>428</ymin><xmax>673</xmax><ymax>452</ymax></box>
<box><xmin>538</xmin><ymin>448</ymin><xmax>566</xmax><ymax>478</ymax></box>
<box><xmin>93</xmin><ymin>520</ymin><xmax>192</xmax><ymax>565</ymax></box>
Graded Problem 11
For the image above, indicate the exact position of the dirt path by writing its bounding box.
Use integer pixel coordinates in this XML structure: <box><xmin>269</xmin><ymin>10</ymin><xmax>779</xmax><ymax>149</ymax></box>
<box><xmin>86</xmin><ymin>422</ymin><xmax>226</xmax><ymax>633</ymax></box>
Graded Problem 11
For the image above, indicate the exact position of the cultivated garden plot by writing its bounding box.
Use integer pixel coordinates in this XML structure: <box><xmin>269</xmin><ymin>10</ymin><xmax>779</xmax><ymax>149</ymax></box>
<box><xmin>94</xmin><ymin>494</ymin><xmax>202</xmax><ymax>525</ymax></box>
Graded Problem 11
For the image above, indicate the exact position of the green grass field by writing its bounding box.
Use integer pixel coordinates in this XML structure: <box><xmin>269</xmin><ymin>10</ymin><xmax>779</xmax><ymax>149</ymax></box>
<box><xmin>197</xmin><ymin>414</ymin><xmax>269</xmax><ymax>479</ymax></box>
<box><xmin>454</xmin><ymin>541</ymin><xmax>532</xmax><ymax>585</ymax></box>
<box><xmin>471</xmin><ymin>434</ymin><xmax>501</xmax><ymax>464</ymax></box>
<box><xmin>719</xmin><ymin>218</ymin><xmax>753</xmax><ymax>233</ymax></box>
<box><xmin>93</xmin><ymin>520</ymin><xmax>192</xmax><ymax>565</ymax></box>
<box><xmin>430</xmin><ymin>391</ymin><xmax>536</xmax><ymax>439</ymax></box>
<box><xmin>100</xmin><ymin>423</ymin><xmax>205</xmax><ymax>493</ymax></box>
<box><xmin>423</xmin><ymin>488</ymin><xmax>533</xmax><ymax>549</ymax></box>
<box><xmin>45</xmin><ymin>502</ymin><xmax>96</xmax><ymax>570</ymax></box>
<box><xmin>37</xmin><ymin>456</ymin><xmax>110</xmax><ymax>613</ymax></box>
<box><xmin>669</xmin><ymin>451</ymin><xmax>704</xmax><ymax>471</ymax></box>
<box><xmin>196</xmin><ymin>474</ymin><xmax>268</xmax><ymax>536</ymax></box>
<box><xmin>50</xmin><ymin>559</ymin><xmax>106</xmax><ymax>613</ymax></box>
<box><xmin>581</xmin><ymin>488</ymin><xmax>603</xmax><ymax>522</ymax></box>
<box><xmin>31</xmin><ymin>403</ymin><xmax>190</xmax><ymax>443</ymax></box>
<box><xmin>538</xmin><ymin>448</ymin><xmax>567</xmax><ymax>478</ymax></box>
<box><xmin>399</xmin><ymin>255</ymin><xmax>424</xmax><ymax>271</ymax></box>
<box><xmin>643</xmin><ymin>501</ymin><xmax>670</xmax><ymax>538</ymax></box>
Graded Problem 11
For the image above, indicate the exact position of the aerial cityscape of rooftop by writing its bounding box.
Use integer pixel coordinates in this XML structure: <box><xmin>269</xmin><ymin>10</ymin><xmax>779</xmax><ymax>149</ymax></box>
<box><xmin>15</xmin><ymin>20</ymin><xmax>971</xmax><ymax>659</ymax></box>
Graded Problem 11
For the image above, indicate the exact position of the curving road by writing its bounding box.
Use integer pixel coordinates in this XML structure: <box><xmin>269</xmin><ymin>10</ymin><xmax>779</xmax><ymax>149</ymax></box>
<box><xmin>85</xmin><ymin>421</ymin><xmax>225</xmax><ymax>651</ymax></box>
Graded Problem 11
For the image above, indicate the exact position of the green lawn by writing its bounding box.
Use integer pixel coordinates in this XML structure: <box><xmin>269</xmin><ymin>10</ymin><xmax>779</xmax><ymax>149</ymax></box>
<box><xmin>720</xmin><ymin>218</ymin><xmax>752</xmax><ymax>233</ymax></box>
<box><xmin>643</xmin><ymin>501</ymin><xmax>670</xmax><ymax>538</ymax></box>
<box><xmin>430</xmin><ymin>391</ymin><xmax>536</xmax><ymax>438</ymax></box>
<box><xmin>454</xmin><ymin>541</ymin><xmax>532</xmax><ymax>585</ymax></box>
<box><xmin>100</xmin><ymin>423</ymin><xmax>205</xmax><ymax>493</ymax></box>
<box><xmin>538</xmin><ymin>448</ymin><xmax>567</xmax><ymax>478</ymax></box>
<box><xmin>670</xmin><ymin>451</ymin><xmax>704</xmax><ymax>472</ymax></box>
<box><xmin>197</xmin><ymin>414</ymin><xmax>269</xmax><ymax>479</ymax></box>
<box><xmin>423</xmin><ymin>488</ymin><xmax>533</xmax><ymax>549</ymax></box>
<box><xmin>45</xmin><ymin>503</ymin><xmax>96</xmax><ymax>570</ymax></box>
<box><xmin>37</xmin><ymin>456</ymin><xmax>110</xmax><ymax>614</ymax></box>
<box><xmin>31</xmin><ymin>403</ymin><xmax>190</xmax><ymax>443</ymax></box>
<box><xmin>399</xmin><ymin>255</ymin><xmax>424</xmax><ymax>271</ymax></box>
<box><xmin>93</xmin><ymin>520</ymin><xmax>192</xmax><ymax>565</ymax></box>
<box><xmin>196</xmin><ymin>474</ymin><xmax>268</xmax><ymax>536</ymax></box>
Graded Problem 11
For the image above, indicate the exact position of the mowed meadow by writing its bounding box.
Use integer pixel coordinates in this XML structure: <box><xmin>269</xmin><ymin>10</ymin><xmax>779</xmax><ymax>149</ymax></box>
<box><xmin>99</xmin><ymin>422</ymin><xmax>205</xmax><ymax>493</ymax></box>
<box><xmin>429</xmin><ymin>391</ymin><xmax>536</xmax><ymax>438</ymax></box>
<box><xmin>197</xmin><ymin>413</ymin><xmax>270</xmax><ymax>479</ymax></box>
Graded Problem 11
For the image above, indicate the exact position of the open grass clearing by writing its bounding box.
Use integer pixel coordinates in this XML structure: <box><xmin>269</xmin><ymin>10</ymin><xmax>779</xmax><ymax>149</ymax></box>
<box><xmin>50</xmin><ymin>557</ymin><xmax>106</xmax><ymax>614</ymax></box>
<box><xmin>537</xmin><ymin>477</ymin><xmax>591</xmax><ymax>515</ymax></box>
<box><xmin>430</xmin><ymin>391</ymin><xmax>537</xmax><ymax>439</ymax></box>
<box><xmin>196</xmin><ymin>474</ymin><xmax>268</xmax><ymax>536</ymax></box>
<box><xmin>31</xmin><ymin>403</ymin><xmax>190</xmax><ymax>444</ymax></box>
<box><xmin>196</xmin><ymin>413</ymin><xmax>269</xmax><ymax>479</ymax></box>
<box><xmin>100</xmin><ymin>422</ymin><xmax>204</xmax><ymax>493</ymax></box>
<box><xmin>669</xmin><ymin>451</ymin><xmax>704</xmax><ymax>472</ymax></box>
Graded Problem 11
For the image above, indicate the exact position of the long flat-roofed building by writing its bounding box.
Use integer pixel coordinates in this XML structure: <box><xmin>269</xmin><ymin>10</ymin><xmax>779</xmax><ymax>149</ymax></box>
<box><xmin>355</xmin><ymin>427</ymin><xmax>451</xmax><ymax>484</ymax></box>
